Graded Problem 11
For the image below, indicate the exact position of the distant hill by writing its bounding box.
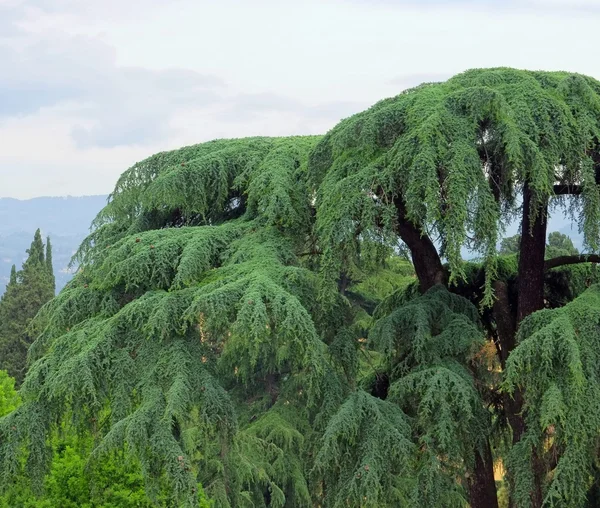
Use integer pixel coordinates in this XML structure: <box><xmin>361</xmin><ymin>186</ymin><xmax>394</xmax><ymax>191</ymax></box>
<box><xmin>0</xmin><ymin>196</ymin><xmax>108</xmax><ymax>295</ymax></box>
<box><xmin>0</xmin><ymin>195</ymin><xmax>585</xmax><ymax>297</ymax></box>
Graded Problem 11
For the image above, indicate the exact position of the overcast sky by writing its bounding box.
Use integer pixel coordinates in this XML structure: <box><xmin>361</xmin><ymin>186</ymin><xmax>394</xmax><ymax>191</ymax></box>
<box><xmin>1</xmin><ymin>0</ymin><xmax>600</xmax><ymax>199</ymax></box>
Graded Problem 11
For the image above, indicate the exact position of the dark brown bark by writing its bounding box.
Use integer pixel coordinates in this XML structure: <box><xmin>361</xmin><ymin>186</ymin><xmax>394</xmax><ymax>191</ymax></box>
<box><xmin>265</xmin><ymin>373</ymin><xmax>279</xmax><ymax>406</ymax></box>
<box><xmin>394</xmin><ymin>197</ymin><xmax>445</xmax><ymax>293</ymax></box>
<box><xmin>468</xmin><ymin>441</ymin><xmax>500</xmax><ymax>508</ymax></box>
<box><xmin>491</xmin><ymin>280</ymin><xmax>525</xmax><ymax>445</ymax></box>
<box><xmin>511</xmin><ymin>184</ymin><xmax>548</xmax><ymax>507</ymax></box>
<box><xmin>530</xmin><ymin>450</ymin><xmax>545</xmax><ymax>508</ymax></box>
<box><xmin>544</xmin><ymin>254</ymin><xmax>600</xmax><ymax>271</ymax></box>
<box><xmin>337</xmin><ymin>271</ymin><xmax>350</xmax><ymax>294</ymax></box>
<box><xmin>491</xmin><ymin>280</ymin><xmax>516</xmax><ymax>369</ymax></box>
<box><xmin>517</xmin><ymin>186</ymin><xmax>548</xmax><ymax>324</ymax></box>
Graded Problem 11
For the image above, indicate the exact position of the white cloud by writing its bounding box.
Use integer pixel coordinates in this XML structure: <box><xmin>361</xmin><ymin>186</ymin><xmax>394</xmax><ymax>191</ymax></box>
<box><xmin>0</xmin><ymin>103</ymin><xmax>153</xmax><ymax>197</ymax></box>
<box><xmin>1</xmin><ymin>0</ymin><xmax>600</xmax><ymax>198</ymax></box>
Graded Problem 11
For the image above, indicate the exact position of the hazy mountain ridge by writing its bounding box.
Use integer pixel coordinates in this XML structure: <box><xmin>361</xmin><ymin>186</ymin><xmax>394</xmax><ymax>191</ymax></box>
<box><xmin>0</xmin><ymin>196</ymin><xmax>107</xmax><ymax>294</ymax></box>
<box><xmin>0</xmin><ymin>195</ymin><xmax>585</xmax><ymax>296</ymax></box>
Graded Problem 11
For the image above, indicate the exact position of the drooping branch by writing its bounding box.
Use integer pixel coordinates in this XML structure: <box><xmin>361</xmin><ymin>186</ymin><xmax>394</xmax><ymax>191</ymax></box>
<box><xmin>393</xmin><ymin>197</ymin><xmax>445</xmax><ymax>293</ymax></box>
<box><xmin>544</xmin><ymin>254</ymin><xmax>600</xmax><ymax>271</ymax></box>
<box><xmin>504</xmin><ymin>286</ymin><xmax>600</xmax><ymax>508</ymax></box>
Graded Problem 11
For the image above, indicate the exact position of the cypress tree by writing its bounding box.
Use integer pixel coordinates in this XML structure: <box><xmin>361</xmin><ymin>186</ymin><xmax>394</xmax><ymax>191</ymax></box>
<box><xmin>25</xmin><ymin>229</ymin><xmax>45</xmax><ymax>268</ymax></box>
<box><xmin>45</xmin><ymin>236</ymin><xmax>55</xmax><ymax>294</ymax></box>
<box><xmin>0</xmin><ymin>231</ymin><xmax>55</xmax><ymax>384</ymax></box>
<box><xmin>4</xmin><ymin>69</ymin><xmax>600</xmax><ymax>507</ymax></box>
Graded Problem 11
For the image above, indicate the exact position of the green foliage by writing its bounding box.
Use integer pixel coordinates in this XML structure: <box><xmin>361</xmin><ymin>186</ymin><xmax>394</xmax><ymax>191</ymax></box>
<box><xmin>499</xmin><ymin>234</ymin><xmax>521</xmax><ymax>256</ymax></box>
<box><xmin>312</xmin><ymin>69</ymin><xmax>600</xmax><ymax>302</ymax></box>
<box><xmin>0</xmin><ymin>434</ymin><xmax>211</xmax><ymax>508</ymax></box>
<box><xmin>347</xmin><ymin>257</ymin><xmax>416</xmax><ymax>309</ymax></box>
<box><xmin>76</xmin><ymin>136</ymin><xmax>320</xmax><ymax>264</ymax></box>
<box><xmin>372</xmin><ymin>286</ymin><xmax>490</xmax><ymax>505</ymax></box>
<box><xmin>200</xmin><ymin>403</ymin><xmax>313</xmax><ymax>508</ymax></box>
<box><xmin>312</xmin><ymin>286</ymin><xmax>490</xmax><ymax>507</ymax></box>
<box><xmin>0</xmin><ymin>371</ymin><xmax>20</xmax><ymax>418</ymax></box>
<box><xmin>545</xmin><ymin>263</ymin><xmax>600</xmax><ymax>308</ymax></box>
<box><xmin>504</xmin><ymin>285</ymin><xmax>600</xmax><ymax>507</ymax></box>
<box><xmin>500</xmin><ymin>231</ymin><xmax>579</xmax><ymax>259</ymax></box>
<box><xmin>45</xmin><ymin>236</ymin><xmax>55</xmax><ymax>294</ymax></box>
<box><xmin>497</xmin><ymin>481</ymin><xmax>510</xmax><ymax>508</ymax></box>
<box><xmin>546</xmin><ymin>231</ymin><xmax>579</xmax><ymax>258</ymax></box>
<box><xmin>0</xmin><ymin>137</ymin><xmax>338</xmax><ymax>507</ymax></box>
<box><xmin>0</xmin><ymin>372</ymin><xmax>204</xmax><ymax>508</ymax></box>
<box><xmin>0</xmin><ymin>229</ymin><xmax>55</xmax><ymax>384</ymax></box>
<box><xmin>314</xmin><ymin>390</ymin><xmax>415</xmax><ymax>507</ymax></box>
<box><xmin>7</xmin><ymin>68</ymin><xmax>600</xmax><ymax>507</ymax></box>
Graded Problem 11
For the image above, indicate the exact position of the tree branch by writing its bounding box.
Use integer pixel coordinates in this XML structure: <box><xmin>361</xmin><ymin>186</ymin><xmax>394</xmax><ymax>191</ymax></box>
<box><xmin>393</xmin><ymin>196</ymin><xmax>445</xmax><ymax>292</ymax></box>
<box><xmin>553</xmin><ymin>184</ymin><xmax>582</xmax><ymax>195</ymax></box>
<box><xmin>544</xmin><ymin>254</ymin><xmax>600</xmax><ymax>271</ymax></box>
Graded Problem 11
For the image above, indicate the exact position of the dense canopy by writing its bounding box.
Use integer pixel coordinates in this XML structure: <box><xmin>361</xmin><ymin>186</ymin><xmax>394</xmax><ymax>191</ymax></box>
<box><xmin>311</xmin><ymin>68</ymin><xmax>600</xmax><ymax>301</ymax></box>
<box><xmin>4</xmin><ymin>68</ymin><xmax>600</xmax><ymax>507</ymax></box>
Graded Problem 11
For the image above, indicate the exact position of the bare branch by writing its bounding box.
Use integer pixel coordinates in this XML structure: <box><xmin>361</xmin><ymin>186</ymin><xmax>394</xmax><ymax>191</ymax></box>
<box><xmin>553</xmin><ymin>184</ymin><xmax>582</xmax><ymax>196</ymax></box>
<box><xmin>545</xmin><ymin>254</ymin><xmax>600</xmax><ymax>271</ymax></box>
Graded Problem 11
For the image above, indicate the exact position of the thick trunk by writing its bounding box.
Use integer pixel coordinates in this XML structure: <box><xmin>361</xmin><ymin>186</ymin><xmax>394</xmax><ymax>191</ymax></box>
<box><xmin>392</xmin><ymin>186</ymin><xmax>548</xmax><ymax>505</ymax></box>
<box><xmin>517</xmin><ymin>186</ymin><xmax>548</xmax><ymax>324</ymax></box>
<box><xmin>394</xmin><ymin>198</ymin><xmax>445</xmax><ymax>292</ymax></box>
<box><xmin>468</xmin><ymin>441</ymin><xmax>500</xmax><ymax>508</ymax></box>
<box><xmin>491</xmin><ymin>280</ymin><xmax>526</xmax><ymax>445</ymax></box>
<box><xmin>508</xmin><ymin>184</ymin><xmax>548</xmax><ymax>507</ymax></box>
<box><xmin>530</xmin><ymin>450</ymin><xmax>545</xmax><ymax>508</ymax></box>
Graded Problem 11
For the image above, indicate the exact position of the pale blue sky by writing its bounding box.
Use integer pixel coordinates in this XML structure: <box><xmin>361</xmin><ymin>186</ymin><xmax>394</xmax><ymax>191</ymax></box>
<box><xmin>1</xmin><ymin>0</ymin><xmax>600</xmax><ymax>200</ymax></box>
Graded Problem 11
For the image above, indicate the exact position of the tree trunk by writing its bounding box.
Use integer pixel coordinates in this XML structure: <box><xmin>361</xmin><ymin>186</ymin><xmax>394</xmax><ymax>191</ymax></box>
<box><xmin>511</xmin><ymin>184</ymin><xmax>548</xmax><ymax>507</ymax></box>
<box><xmin>491</xmin><ymin>280</ymin><xmax>526</xmax><ymax>444</ymax></box>
<box><xmin>517</xmin><ymin>186</ymin><xmax>548</xmax><ymax>323</ymax></box>
<box><xmin>468</xmin><ymin>441</ymin><xmax>500</xmax><ymax>508</ymax></box>
<box><xmin>492</xmin><ymin>280</ymin><xmax>516</xmax><ymax>369</ymax></box>
<box><xmin>394</xmin><ymin>197</ymin><xmax>445</xmax><ymax>292</ymax></box>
